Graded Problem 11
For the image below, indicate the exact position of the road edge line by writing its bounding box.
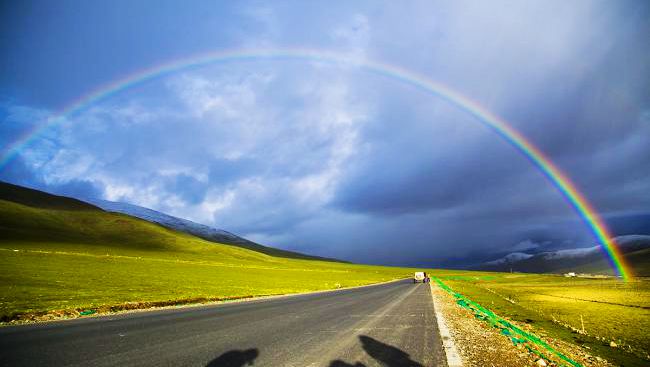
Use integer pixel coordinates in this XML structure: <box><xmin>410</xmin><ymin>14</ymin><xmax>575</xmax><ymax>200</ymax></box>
<box><xmin>430</xmin><ymin>282</ymin><xmax>463</xmax><ymax>367</ymax></box>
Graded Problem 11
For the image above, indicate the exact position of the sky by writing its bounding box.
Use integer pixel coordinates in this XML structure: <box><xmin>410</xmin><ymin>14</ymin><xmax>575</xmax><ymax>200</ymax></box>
<box><xmin>1</xmin><ymin>0</ymin><xmax>649</xmax><ymax>267</ymax></box>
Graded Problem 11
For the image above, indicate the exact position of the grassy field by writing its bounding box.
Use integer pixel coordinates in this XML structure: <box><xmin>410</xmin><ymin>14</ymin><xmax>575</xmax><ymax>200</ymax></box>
<box><xmin>2</xmin><ymin>182</ymin><xmax>649</xmax><ymax>366</ymax></box>
<box><xmin>433</xmin><ymin>271</ymin><xmax>650</xmax><ymax>366</ymax></box>
<box><xmin>0</xmin><ymin>245</ymin><xmax>412</xmax><ymax>319</ymax></box>
<box><xmin>0</xmin><ymin>184</ymin><xmax>416</xmax><ymax>321</ymax></box>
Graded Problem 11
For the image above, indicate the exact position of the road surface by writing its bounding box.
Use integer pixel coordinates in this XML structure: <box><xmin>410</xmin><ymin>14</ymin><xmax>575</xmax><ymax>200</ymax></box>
<box><xmin>0</xmin><ymin>280</ymin><xmax>447</xmax><ymax>366</ymax></box>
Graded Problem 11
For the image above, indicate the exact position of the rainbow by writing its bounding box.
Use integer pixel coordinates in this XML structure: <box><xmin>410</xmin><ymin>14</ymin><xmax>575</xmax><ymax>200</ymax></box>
<box><xmin>0</xmin><ymin>48</ymin><xmax>631</xmax><ymax>280</ymax></box>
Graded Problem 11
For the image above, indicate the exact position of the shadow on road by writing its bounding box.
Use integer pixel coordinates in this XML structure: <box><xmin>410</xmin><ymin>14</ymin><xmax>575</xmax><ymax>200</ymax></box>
<box><xmin>330</xmin><ymin>335</ymin><xmax>423</xmax><ymax>367</ymax></box>
<box><xmin>329</xmin><ymin>361</ymin><xmax>366</xmax><ymax>367</ymax></box>
<box><xmin>206</xmin><ymin>348</ymin><xmax>259</xmax><ymax>367</ymax></box>
<box><xmin>360</xmin><ymin>335</ymin><xmax>423</xmax><ymax>367</ymax></box>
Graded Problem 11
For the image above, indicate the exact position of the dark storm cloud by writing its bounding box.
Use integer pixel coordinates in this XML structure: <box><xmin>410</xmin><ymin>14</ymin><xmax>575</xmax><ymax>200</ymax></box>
<box><xmin>1</xmin><ymin>0</ymin><xmax>649</xmax><ymax>266</ymax></box>
<box><xmin>606</xmin><ymin>213</ymin><xmax>650</xmax><ymax>236</ymax></box>
<box><xmin>326</xmin><ymin>0</ymin><xmax>650</xmax><ymax>262</ymax></box>
<box><xmin>331</xmin><ymin>122</ymin><xmax>537</xmax><ymax>217</ymax></box>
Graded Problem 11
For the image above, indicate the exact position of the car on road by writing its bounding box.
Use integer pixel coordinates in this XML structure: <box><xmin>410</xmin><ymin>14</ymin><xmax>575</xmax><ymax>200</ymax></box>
<box><xmin>413</xmin><ymin>272</ymin><xmax>428</xmax><ymax>283</ymax></box>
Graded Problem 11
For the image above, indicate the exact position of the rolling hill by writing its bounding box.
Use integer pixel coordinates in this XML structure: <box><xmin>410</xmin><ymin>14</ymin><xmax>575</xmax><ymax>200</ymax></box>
<box><xmin>83</xmin><ymin>197</ymin><xmax>337</xmax><ymax>261</ymax></box>
<box><xmin>0</xmin><ymin>181</ymin><xmax>414</xmax><ymax>321</ymax></box>
<box><xmin>0</xmin><ymin>181</ymin><xmax>98</xmax><ymax>211</ymax></box>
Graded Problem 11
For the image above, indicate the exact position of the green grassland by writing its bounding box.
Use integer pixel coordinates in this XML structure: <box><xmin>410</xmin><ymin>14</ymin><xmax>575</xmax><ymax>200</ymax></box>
<box><xmin>0</xmin><ymin>183</ymin><xmax>416</xmax><ymax>321</ymax></box>
<box><xmin>433</xmin><ymin>271</ymin><xmax>650</xmax><ymax>366</ymax></box>
<box><xmin>2</xmin><ymin>182</ymin><xmax>648</xmax><ymax>366</ymax></box>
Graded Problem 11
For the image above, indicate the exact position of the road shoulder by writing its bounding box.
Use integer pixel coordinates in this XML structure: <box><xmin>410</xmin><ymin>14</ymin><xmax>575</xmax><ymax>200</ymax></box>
<box><xmin>430</xmin><ymin>282</ymin><xmax>463</xmax><ymax>367</ymax></box>
<box><xmin>430</xmin><ymin>282</ymin><xmax>540</xmax><ymax>366</ymax></box>
<box><xmin>430</xmin><ymin>281</ymin><xmax>617</xmax><ymax>367</ymax></box>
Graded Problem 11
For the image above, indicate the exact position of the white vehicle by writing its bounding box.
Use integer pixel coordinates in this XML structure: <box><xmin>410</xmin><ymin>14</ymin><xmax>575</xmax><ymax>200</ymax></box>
<box><xmin>413</xmin><ymin>272</ymin><xmax>427</xmax><ymax>283</ymax></box>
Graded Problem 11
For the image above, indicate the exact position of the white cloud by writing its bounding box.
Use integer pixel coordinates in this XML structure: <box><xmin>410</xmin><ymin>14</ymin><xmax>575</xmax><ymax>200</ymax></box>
<box><xmin>17</xmin><ymin>61</ymin><xmax>374</xmax><ymax>233</ymax></box>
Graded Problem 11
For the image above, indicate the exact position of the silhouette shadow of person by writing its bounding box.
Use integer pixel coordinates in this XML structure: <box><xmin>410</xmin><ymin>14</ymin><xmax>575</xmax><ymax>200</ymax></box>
<box><xmin>329</xmin><ymin>360</ymin><xmax>367</xmax><ymax>367</ymax></box>
<box><xmin>205</xmin><ymin>348</ymin><xmax>259</xmax><ymax>367</ymax></box>
<box><xmin>359</xmin><ymin>335</ymin><xmax>423</xmax><ymax>367</ymax></box>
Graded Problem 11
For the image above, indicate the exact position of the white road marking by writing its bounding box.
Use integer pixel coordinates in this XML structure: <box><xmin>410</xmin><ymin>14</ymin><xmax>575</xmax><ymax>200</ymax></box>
<box><xmin>430</xmin><ymin>283</ymin><xmax>463</xmax><ymax>367</ymax></box>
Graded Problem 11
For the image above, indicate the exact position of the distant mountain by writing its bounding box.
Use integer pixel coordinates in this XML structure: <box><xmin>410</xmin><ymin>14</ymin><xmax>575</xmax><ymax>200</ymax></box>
<box><xmin>477</xmin><ymin>235</ymin><xmax>650</xmax><ymax>276</ymax></box>
<box><xmin>85</xmin><ymin>198</ymin><xmax>339</xmax><ymax>262</ymax></box>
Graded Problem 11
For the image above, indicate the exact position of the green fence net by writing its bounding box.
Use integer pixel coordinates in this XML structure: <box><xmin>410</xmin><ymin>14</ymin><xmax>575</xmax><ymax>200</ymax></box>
<box><xmin>433</xmin><ymin>278</ymin><xmax>582</xmax><ymax>367</ymax></box>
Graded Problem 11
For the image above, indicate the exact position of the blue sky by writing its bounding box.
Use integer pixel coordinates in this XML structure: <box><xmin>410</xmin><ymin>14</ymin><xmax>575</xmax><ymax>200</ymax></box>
<box><xmin>1</xmin><ymin>1</ymin><xmax>649</xmax><ymax>266</ymax></box>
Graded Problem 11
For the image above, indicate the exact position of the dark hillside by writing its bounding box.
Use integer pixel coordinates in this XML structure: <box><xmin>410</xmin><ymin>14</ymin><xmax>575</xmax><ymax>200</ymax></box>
<box><xmin>0</xmin><ymin>181</ymin><xmax>100</xmax><ymax>211</ymax></box>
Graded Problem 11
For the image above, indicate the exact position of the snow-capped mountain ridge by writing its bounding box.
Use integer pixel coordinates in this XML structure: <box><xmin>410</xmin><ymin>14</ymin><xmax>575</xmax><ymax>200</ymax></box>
<box><xmin>477</xmin><ymin>235</ymin><xmax>650</xmax><ymax>275</ymax></box>
<box><xmin>87</xmin><ymin>199</ymin><xmax>241</xmax><ymax>241</ymax></box>
<box><xmin>85</xmin><ymin>198</ymin><xmax>336</xmax><ymax>261</ymax></box>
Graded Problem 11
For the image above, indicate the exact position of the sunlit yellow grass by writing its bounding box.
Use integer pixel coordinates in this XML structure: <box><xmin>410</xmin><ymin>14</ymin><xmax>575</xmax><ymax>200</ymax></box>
<box><xmin>0</xmin><ymin>199</ymin><xmax>415</xmax><ymax>320</ymax></box>
<box><xmin>435</xmin><ymin>271</ymin><xmax>650</xmax><ymax>366</ymax></box>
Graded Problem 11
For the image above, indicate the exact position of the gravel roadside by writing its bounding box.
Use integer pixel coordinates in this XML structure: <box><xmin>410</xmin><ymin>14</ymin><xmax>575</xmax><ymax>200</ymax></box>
<box><xmin>430</xmin><ymin>283</ymin><xmax>615</xmax><ymax>367</ymax></box>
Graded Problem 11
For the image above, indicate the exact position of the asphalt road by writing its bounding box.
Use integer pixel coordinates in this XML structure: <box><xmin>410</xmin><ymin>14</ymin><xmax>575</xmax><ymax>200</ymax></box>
<box><xmin>0</xmin><ymin>280</ymin><xmax>447</xmax><ymax>367</ymax></box>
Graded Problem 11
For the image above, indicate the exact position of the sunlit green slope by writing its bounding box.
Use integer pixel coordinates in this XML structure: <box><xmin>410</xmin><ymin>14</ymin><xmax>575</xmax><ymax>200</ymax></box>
<box><xmin>0</xmin><ymin>182</ymin><xmax>414</xmax><ymax>320</ymax></box>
